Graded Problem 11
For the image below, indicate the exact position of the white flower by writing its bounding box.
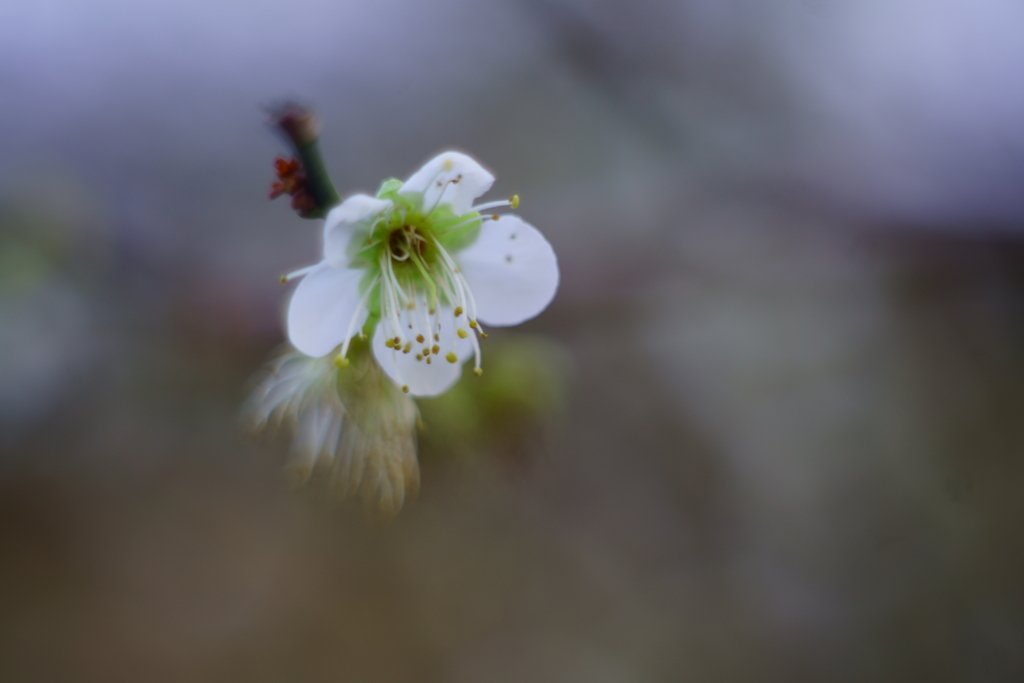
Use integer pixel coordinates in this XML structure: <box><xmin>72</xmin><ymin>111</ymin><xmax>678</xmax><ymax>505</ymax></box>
<box><xmin>282</xmin><ymin>152</ymin><xmax>559</xmax><ymax>397</ymax></box>
<box><xmin>244</xmin><ymin>344</ymin><xmax>420</xmax><ymax>515</ymax></box>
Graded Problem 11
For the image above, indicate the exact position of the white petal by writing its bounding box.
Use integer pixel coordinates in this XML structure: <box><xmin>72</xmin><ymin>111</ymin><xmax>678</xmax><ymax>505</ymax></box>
<box><xmin>287</xmin><ymin>262</ymin><xmax>368</xmax><ymax>357</ymax></box>
<box><xmin>371</xmin><ymin>304</ymin><xmax>469</xmax><ymax>397</ymax></box>
<box><xmin>323</xmin><ymin>194</ymin><xmax>392</xmax><ymax>267</ymax></box>
<box><xmin>457</xmin><ymin>215</ymin><xmax>559</xmax><ymax>326</ymax></box>
<box><xmin>400</xmin><ymin>151</ymin><xmax>495</xmax><ymax>216</ymax></box>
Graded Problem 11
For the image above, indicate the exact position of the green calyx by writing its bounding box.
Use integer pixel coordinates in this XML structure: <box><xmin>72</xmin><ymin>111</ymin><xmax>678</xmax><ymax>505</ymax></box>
<box><xmin>349</xmin><ymin>178</ymin><xmax>485</xmax><ymax>323</ymax></box>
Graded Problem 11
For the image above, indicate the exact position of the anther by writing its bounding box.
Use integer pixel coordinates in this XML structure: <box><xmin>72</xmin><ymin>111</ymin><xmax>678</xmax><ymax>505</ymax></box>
<box><xmin>416</xmin><ymin>354</ymin><xmax>423</xmax><ymax>361</ymax></box>
<box><xmin>457</xmin><ymin>329</ymin><xmax>468</xmax><ymax>339</ymax></box>
<box><xmin>426</xmin><ymin>357</ymin><xmax>432</xmax><ymax>364</ymax></box>
<box><xmin>279</xmin><ymin>275</ymin><xmax>287</xmax><ymax>284</ymax></box>
<box><xmin>480</xmin><ymin>332</ymin><xmax>488</xmax><ymax>339</ymax></box>
<box><xmin>445</xmin><ymin>352</ymin><xmax>458</xmax><ymax>363</ymax></box>
<box><xmin>385</xmin><ymin>339</ymin><xmax>395</xmax><ymax>349</ymax></box>
<box><xmin>492</xmin><ymin>214</ymin><xmax>499</xmax><ymax>220</ymax></box>
<box><xmin>433</xmin><ymin>333</ymin><xmax>440</xmax><ymax>342</ymax></box>
<box><xmin>432</xmin><ymin>344</ymin><xmax>440</xmax><ymax>355</ymax></box>
<box><xmin>403</xmin><ymin>342</ymin><xmax>412</xmax><ymax>353</ymax></box>
<box><xmin>334</xmin><ymin>355</ymin><xmax>350</xmax><ymax>369</ymax></box>
<box><xmin>469</xmin><ymin>320</ymin><xmax>478</xmax><ymax>329</ymax></box>
<box><xmin>416</xmin><ymin>334</ymin><xmax>425</xmax><ymax>343</ymax></box>
<box><xmin>509</xmin><ymin>194</ymin><xmax>520</xmax><ymax>209</ymax></box>
<box><xmin>474</xmin><ymin>368</ymin><xmax>483</xmax><ymax>376</ymax></box>
<box><xmin>402</xmin><ymin>385</ymin><xmax>410</xmax><ymax>393</ymax></box>
<box><xmin>454</xmin><ymin>306</ymin><xmax>464</xmax><ymax>317</ymax></box>
<box><xmin>392</xmin><ymin>336</ymin><xmax>401</xmax><ymax>346</ymax></box>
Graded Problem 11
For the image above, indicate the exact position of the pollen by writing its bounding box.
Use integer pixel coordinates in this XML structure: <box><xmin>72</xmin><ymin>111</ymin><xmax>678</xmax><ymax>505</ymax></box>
<box><xmin>474</xmin><ymin>368</ymin><xmax>483</xmax><ymax>376</ymax></box>
<box><xmin>432</xmin><ymin>344</ymin><xmax>440</xmax><ymax>355</ymax></box>
<box><xmin>469</xmin><ymin>320</ymin><xmax>478</xmax><ymax>329</ymax></box>
<box><xmin>416</xmin><ymin>334</ymin><xmax>425</xmax><ymax>343</ymax></box>
<box><xmin>426</xmin><ymin>357</ymin><xmax>432</xmax><ymax>364</ymax></box>
<box><xmin>445</xmin><ymin>352</ymin><xmax>457</xmax><ymax>363</ymax></box>
<box><xmin>384</xmin><ymin>339</ymin><xmax>395</xmax><ymax>349</ymax></box>
<box><xmin>334</xmin><ymin>355</ymin><xmax>350</xmax><ymax>369</ymax></box>
<box><xmin>416</xmin><ymin>354</ymin><xmax>423</xmax><ymax>361</ymax></box>
<box><xmin>509</xmin><ymin>194</ymin><xmax>520</xmax><ymax>209</ymax></box>
<box><xmin>457</xmin><ymin>328</ymin><xmax>468</xmax><ymax>339</ymax></box>
<box><xmin>433</xmin><ymin>333</ymin><xmax>440</xmax><ymax>342</ymax></box>
<box><xmin>403</xmin><ymin>342</ymin><xmax>412</xmax><ymax>353</ymax></box>
<box><xmin>454</xmin><ymin>306</ymin><xmax>463</xmax><ymax>317</ymax></box>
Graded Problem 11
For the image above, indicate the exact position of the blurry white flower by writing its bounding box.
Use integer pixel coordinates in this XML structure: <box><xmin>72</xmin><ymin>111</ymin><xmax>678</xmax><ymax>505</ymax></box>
<box><xmin>244</xmin><ymin>342</ymin><xmax>419</xmax><ymax>515</ymax></box>
<box><xmin>282</xmin><ymin>152</ymin><xmax>559</xmax><ymax>397</ymax></box>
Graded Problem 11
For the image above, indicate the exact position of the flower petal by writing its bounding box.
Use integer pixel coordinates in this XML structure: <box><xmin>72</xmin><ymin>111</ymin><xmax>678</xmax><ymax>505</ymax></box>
<box><xmin>371</xmin><ymin>304</ymin><xmax>468</xmax><ymax>397</ymax></box>
<box><xmin>400</xmin><ymin>151</ymin><xmax>495</xmax><ymax>216</ymax></box>
<box><xmin>457</xmin><ymin>215</ymin><xmax>559</xmax><ymax>326</ymax></box>
<box><xmin>287</xmin><ymin>261</ymin><xmax>368</xmax><ymax>357</ymax></box>
<box><xmin>323</xmin><ymin>194</ymin><xmax>392</xmax><ymax>267</ymax></box>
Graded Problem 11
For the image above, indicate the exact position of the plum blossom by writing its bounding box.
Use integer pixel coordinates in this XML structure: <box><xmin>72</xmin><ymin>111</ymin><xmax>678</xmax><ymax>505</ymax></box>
<box><xmin>283</xmin><ymin>152</ymin><xmax>559</xmax><ymax>397</ymax></box>
<box><xmin>244</xmin><ymin>341</ymin><xmax>419</xmax><ymax>516</ymax></box>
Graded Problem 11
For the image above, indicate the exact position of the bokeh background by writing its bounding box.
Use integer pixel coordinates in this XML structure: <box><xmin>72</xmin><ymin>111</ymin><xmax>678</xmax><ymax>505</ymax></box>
<box><xmin>3</xmin><ymin>1</ymin><xmax>1024</xmax><ymax>680</ymax></box>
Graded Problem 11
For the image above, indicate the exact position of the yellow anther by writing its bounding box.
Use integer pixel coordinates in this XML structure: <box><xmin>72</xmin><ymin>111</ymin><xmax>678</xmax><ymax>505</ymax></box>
<box><xmin>432</xmin><ymin>344</ymin><xmax>440</xmax><ymax>355</ymax></box>
<box><xmin>454</xmin><ymin>306</ymin><xmax>464</xmax><ymax>317</ymax></box>
<box><xmin>442</xmin><ymin>158</ymin><xmax>453</xmax><ymax>171</ymax></box>
<box><xmin>392</xmin><ymin>336</ymin><xmax>401</xmax><ymax>346</ymax></box>
<box><xmin>457</xmin><ymin>328</ymin><xmax>468</xmax><ymax>339</ymax></box>
<box><xmin>403</xmin><ymin>342</ymin><xmax>412</xmax><ymax>353</ymax></box>
<box><xmin>384</xmin><ymin>339</ymin><xmax>395</xmax><ymax>349</ymax></box>
<box><xmin>279</xmin><ymin>275</ymin><xmax>288</xmax><ymax>284</ymax></box>
<box><xmin>406</xmin><ymin>301</ymin><xmax>415</xmax><ymax>310</ymax></box>
<box><xmin>433</xmin><ymin>333</ymin><xmax>440</xmax><ymax>342</ymax></box>
<box><xmin>445</xmin><ymin>352</ymin><xmax>457</xmax><ymax>363</ymax></box>
<box><xmin>416</xmin><ymin>354</ymin><xmax>423</xmax><ymax>361</ymax></box>
<box><xmin>474</xmin><ymin>367</ymin><xmax>483</xmax><ymax>376</ymax></box>
<box><xmin>422</xmin><ymin>346</ymin><xmax>430</xmax><ymax>355</ymax></box>
<box><xmin>429</xmin><ymin>308</ymin><xmax>435</xmax><ymax>315</ymax></box>
<box><xmin>510</xmin><ymin>194</ymin><xmax>520</xmax><ymax>209</ymax></box>
<box><xmin>469</xmin><ymin>320</ymin><xmax>478</xmax><ymax>329</ymax></box>
<box><xmin>333</xmin><ymin>355</ymin><xmax>350</xmax><ymax>369</ymax></box>
<box><xmin>480</xmin><ymin>332</ymin><xmax>488</xmax><ymax>339</ymax></box>
<box><xmin>416</xmin><ymin>334</ymin><xmax>425</xmax><ymax>343</ymax></box>
<box><xmin>491</xmin><ymin>214</ymin><xmax>499</xmax><ymax>220</ymax></box>
<box><xmin>402</xmin><ymin>385</ymin><xmax>409</xmax><ymax>393</ymax></box>
<box><xmin>426</xmin><ymin>357</ymin><xmax>432</xmax><ymax>364</ymax></box>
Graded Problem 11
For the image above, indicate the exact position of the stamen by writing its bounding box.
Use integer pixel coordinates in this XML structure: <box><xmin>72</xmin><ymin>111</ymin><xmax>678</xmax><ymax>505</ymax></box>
<box><xmin>280</xmin><ymin>264</ymin><xmax>317</xmax><ymax>283</ymax></box>
<box><xmin>454</xmin><ymin>306</ymin><xmax>463</xmax><ymax>317</ymax></box>
<box><xmin>457</xmin><ymin>329</ymin><xmax>468</xmax><ymax>339</ymax></box>
<box><xmin>445</xmin><ymin>352</ymin><xmax>457</xmax><ymax>363</ymax></box>
<box><xmin>337</xmin><ymin>274</ymin><xmax>380</xmax><ymax>362</ymax></box>
<box><xmin>471</xmin><ymin>197</ymin><xmax>516</xmax><ymax>213</ymax></box>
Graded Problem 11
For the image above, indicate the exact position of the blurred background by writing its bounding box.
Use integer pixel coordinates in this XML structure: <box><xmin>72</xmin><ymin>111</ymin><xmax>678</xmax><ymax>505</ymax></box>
<box><xmin>2</xmin><ymin>0</ymin><xmax>1024</xmax><ymax>680</ymax></box>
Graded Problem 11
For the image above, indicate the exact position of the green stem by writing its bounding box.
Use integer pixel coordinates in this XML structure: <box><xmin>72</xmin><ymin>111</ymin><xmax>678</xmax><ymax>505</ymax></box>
<box><xmin>295</xmin><ymin>139</ymin><xmax>340</xmax><ymax>218</ymax></box>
